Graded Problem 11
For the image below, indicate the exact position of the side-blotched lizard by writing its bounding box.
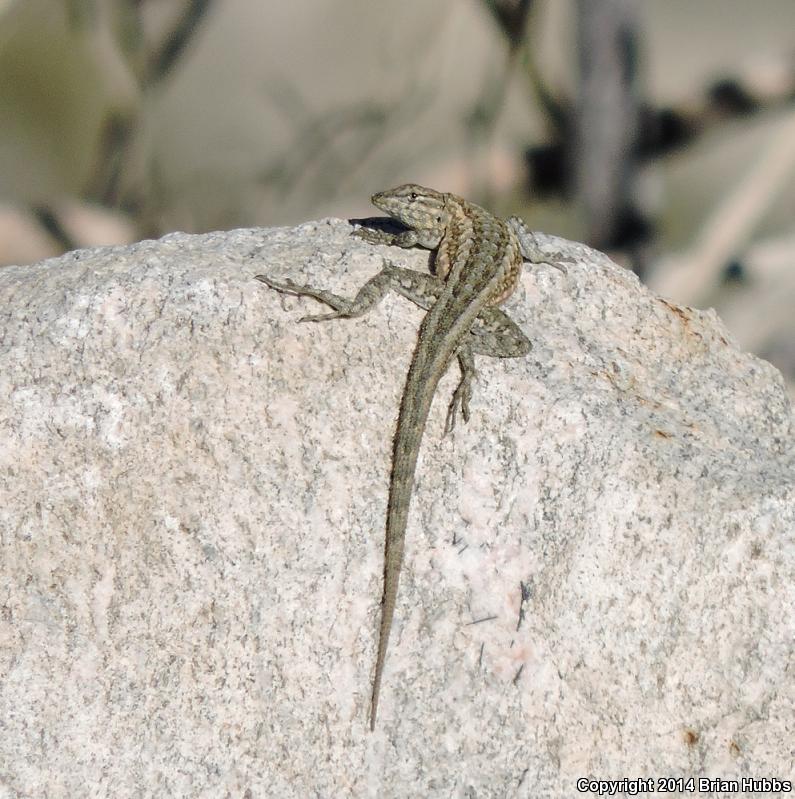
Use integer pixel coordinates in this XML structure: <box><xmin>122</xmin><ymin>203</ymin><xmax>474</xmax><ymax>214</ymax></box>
<box><xmin>256</xmin><ymin>184</ymin><xmax>566</xmax><ymax>729</ymax></box>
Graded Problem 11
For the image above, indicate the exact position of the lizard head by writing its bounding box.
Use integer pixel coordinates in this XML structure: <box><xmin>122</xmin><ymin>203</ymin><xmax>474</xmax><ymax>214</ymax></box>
<box><xmin>371</xmin><ymin>184</ymin><xmax>449</xmax><ymax>242</ymax></box>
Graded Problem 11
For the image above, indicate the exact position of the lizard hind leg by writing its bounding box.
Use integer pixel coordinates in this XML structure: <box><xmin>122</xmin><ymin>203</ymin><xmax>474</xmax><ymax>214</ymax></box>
<box><xmin>469</xmin><ymin>308</ymin><xmax>531</xmax><ymax>358</ymax></box>
<box><xmin>445</xmin><ymin>347</ymin><xmax>476</xmax><ymax>434</ymax></box>
<box><xmin>444</xmin><ymin>309</ymin><xmax>532</xmax><ymax>433</ymax></box>
<box><xmin>256</xmin><ymin>262</ymin><xmax>448</xmax><ymax>323</ymax></box>
<box><xmin>255</xmin><ymin>265</ymin><xmax>401</xmax><ymax>322</ymax></box>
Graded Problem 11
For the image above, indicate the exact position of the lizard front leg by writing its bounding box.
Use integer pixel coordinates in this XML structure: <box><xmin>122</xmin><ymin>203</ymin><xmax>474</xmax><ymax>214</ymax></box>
<box><xmin>506</xmin><ymin>216</ymin><xmax>571</xmax><ymax>272</ymax></box>
<box><xmin>351</xmin><ymin>226</ymin><xmax>424</xmax><ymax>249</ymax></box>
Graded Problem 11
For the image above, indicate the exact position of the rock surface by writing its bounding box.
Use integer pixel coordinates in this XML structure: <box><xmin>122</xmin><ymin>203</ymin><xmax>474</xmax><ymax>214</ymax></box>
<box><xmin>0</xmin><ymin>220</ymin><xmax>793</xmax><ymax>798</ymax></box>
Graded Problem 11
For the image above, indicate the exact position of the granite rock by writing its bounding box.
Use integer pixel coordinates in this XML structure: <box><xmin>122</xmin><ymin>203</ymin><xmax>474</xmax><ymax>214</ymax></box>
<box><xmin>0</xmin><ymin>220</ymin><xmax>792</xmax><ymax>798</ymax></box>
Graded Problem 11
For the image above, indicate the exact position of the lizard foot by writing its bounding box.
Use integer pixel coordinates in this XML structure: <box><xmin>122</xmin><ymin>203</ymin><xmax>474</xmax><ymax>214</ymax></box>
<box><xmin>255</xmin><ymin>274</ymin><xmax>352</xmax><ymax>319</ymax></box>
<box><xmin>444</xmin><ymin>372</ymin><xmax>473</xmax><ymax>434</ymax></box>
<box><xmin>351</xmin><ymin>227</ymin><xmax>395</xmax><ymax>246</ymax></box>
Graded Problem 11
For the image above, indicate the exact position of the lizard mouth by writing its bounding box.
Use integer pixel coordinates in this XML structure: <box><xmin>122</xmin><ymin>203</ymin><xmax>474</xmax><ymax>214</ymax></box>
<box><xmin>371</xmin><ymin>192</ymin><xmax>388</xmax><ymax>211</ymax></box>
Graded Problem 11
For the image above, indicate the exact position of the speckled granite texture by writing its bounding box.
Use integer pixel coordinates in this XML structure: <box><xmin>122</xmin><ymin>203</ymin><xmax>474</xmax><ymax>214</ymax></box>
<box><xmin>1</xmin><ymin>221</ymin><xmax>792</xmax><ymax>798</ymax></box>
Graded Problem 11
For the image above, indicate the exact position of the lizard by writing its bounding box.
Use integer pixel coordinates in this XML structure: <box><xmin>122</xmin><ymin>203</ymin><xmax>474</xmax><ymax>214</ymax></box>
<box><xmin>255</xmin><ymin>184</ymin><xmax>566</xmax><ymax>730</ymax></box>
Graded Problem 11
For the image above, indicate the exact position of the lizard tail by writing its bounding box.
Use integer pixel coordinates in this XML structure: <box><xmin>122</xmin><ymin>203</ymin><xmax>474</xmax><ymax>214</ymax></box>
<box><xmin>368</xmin><ymin>261</ymin><xmax>492</xmax><ymax>729</ymax></box>
<box><xmin>369</xmin><ymin>354</ymin><xmax>439</xmax><ymax>731</ymax></box>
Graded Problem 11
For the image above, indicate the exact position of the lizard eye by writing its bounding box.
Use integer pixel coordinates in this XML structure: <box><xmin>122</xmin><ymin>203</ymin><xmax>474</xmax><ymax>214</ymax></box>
<box><xmin>409</xmin><ymin>192</ymin><xmax>417</xmax><ymax>200</ymax></box>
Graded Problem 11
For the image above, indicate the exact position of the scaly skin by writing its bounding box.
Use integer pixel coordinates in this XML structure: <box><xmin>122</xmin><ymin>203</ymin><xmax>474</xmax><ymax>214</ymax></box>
<box><xmin>366</xmin><ymin>185</ymin><xmax>523</xmax><ymax>730</ymax></box>
<box><xmin>256</xmin><ymin>184</ymin><xmax>532</xmax><ymax>730</ymax></box>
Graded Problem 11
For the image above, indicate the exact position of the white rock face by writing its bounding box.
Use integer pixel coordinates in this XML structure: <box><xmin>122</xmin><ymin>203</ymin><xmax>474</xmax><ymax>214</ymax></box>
<box><xmin>0</xmin><ymin>220</ymin><xmax>792</xmax><ymax>798</ymax></box>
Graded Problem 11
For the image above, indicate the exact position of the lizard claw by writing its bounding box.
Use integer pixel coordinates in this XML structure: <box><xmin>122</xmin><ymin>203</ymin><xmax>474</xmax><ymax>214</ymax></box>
<box><xmin>298</xmin><ymin>311</ymin><xmax>345</xmax><ymax>323</ymax></box>
<box><xmin>255</xmin><ymin>274</ymin><xmax>303</xmax><ymax>294</ymax></box>
<box><xmin>444</xmin><ymin>380</ymin><xmax>472</xmax><ymax>434</ymax></box>
<box><xmin>352</xmin><ymin>227</ymin><xmax>396</xmax><ymax>246</ymax></box>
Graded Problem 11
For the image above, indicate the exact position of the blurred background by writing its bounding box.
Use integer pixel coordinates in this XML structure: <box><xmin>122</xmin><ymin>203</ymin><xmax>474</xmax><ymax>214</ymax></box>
<box><xmin>1</xmin><ymin>0</ymin><xmax>794</xmax><ymax>397</ymax></box>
